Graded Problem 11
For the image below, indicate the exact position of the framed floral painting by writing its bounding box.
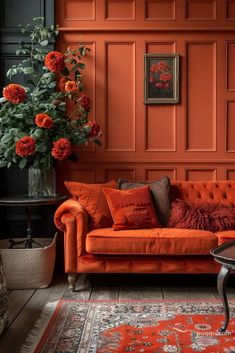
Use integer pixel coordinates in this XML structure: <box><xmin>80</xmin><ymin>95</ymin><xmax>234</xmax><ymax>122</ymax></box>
<box><xmin>144</xmin><ymin>54</ymin><xmax>180</xmax><ymax>104</ymax></box>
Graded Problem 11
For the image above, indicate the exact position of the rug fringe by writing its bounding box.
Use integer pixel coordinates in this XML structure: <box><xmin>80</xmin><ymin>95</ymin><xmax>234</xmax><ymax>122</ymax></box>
<box><xmin>20</xmin><ymin>300</ymin><xmax>59</xmax><ymax>353</ymax></box>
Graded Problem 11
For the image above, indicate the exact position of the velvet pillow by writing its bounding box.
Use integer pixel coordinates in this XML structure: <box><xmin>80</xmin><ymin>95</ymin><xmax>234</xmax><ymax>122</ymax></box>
<box><xmin>103</xmin><ymin>185</ymin><xmax>161</xmax><ymax>231</ymax></box>
<box><xmin>64</xmin><ymin>180</ymin><xmax>117</xmax><ymax>229</ymax></box>
<box><xmin>118</xmin><ymin>176</ymin><xmax>171</xmax><ymax>227</ymax></box>
<box><xmin>168</xmin><ymin>199</ymin><xmax>235</xmax><ymax>232</ymax></box>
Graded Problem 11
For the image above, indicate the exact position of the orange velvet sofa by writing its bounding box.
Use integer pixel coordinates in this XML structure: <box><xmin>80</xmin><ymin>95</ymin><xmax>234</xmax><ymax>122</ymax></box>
<box><xmin>54</xmin><ymin>181</ymin><xmax>235</xmax><ymax>290</ymax></box>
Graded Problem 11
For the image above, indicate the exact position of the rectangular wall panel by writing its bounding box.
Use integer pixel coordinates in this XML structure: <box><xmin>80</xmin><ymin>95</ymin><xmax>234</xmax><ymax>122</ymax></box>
<box><xmin>105</xmin><ymin>0</ymin><xmax>135</xmax><ymax>20</ymax></box>
<box><xmin>186</xmin><ymin>42</ymin><xmax>216</xmax><ymax>151</ymax></box>
<box><xmin>105</xmin><ymin>168</ymin><xmax>135</xmax><ymax>181</ymax></box>
<box><xmin>227</xmin><ymin>42</ymin><xmax>235</xmax><ymax>91</ymax></box>
<box><xmin>185</xmin><ymin>0</ymin><xmax>216</xmax><ymax>20</ymax></box>
<box><xmin>105</xmin><ymin>42</ymin><xmax>135</xmax><ymax>151</ymax></box>
<box><xmin>227</xmin><ymin>170</ymin><xmax>235</xmax><ymax>180</ymax></box>
<box><xmin>226</xmin><ymin>0</ymin><xmax>235</xmax><ymax>19</ymax></box>
<box><xmin>185</xmin><ymin>169</ymin><xmax>216</xmax><ymax>181</ymax></box>
<box><xmin>145</xmin><ymin>0</ymin><xmax>175</xmax><ymax>20</ymax></box>
<box><xmin>145</xmin><ymin>42</ymin><xmax>176</xmax><ymax>151</ymax></box>
<box><xmin>145</xmin><ymin>168</ymin><xmax>176</xmax><ymax>181</ymax></box>
<box><xmin>226</xmin><ymin>101</ymin><xmax>235</xmax><ymax>151</ymax></box>
<box><xmin>65</xmin><ymin>0</ymin><xmax>95</xmax><ymax>20</ymax></box>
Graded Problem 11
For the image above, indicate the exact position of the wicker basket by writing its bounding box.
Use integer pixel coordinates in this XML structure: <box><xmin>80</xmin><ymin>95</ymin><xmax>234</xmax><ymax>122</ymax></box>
<box><xmin>0</xmin><ymin>233</ymin><xmax>57</xmax><ymax>290</ymax></box>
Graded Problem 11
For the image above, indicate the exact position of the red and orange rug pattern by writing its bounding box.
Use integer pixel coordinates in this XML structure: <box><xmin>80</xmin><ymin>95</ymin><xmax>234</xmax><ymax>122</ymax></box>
<box><xmin>21</xmin><ymin>300</ymin><xmax>235</xmax><ymax>353</ymax></box>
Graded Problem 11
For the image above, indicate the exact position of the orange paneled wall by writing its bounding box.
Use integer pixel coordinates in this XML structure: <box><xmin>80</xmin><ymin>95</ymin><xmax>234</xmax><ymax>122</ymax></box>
<box><xmin>56</xmin><ymin>0</ymin><xmax>235</xmax><ymax>189</ymax></box>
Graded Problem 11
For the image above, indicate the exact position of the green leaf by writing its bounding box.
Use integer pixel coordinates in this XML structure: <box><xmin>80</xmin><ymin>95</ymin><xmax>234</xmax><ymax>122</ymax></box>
<box><xmin>0</xmin><ymin>160</ymin><xmax>8</xmax><ymax>168</ymax></box>
<box><xmin>77</xmin><ymin>63</ymin><xmax>86</xmax><ymax>69</ymax></box>
<box><xmin>40</xmin><ymin>39</ymin><xmax>48</xmax><ymax>46</ymax></box>
<box><xmin>1</xmin><ymin>134</ymin><xmax>12</xmax><ymax>144</ymax></box>
<box><xmin>33</xmin><ymin>129</ymin><xmax>43</xmax><ymax>138</ymax></box>
<box><xmin>37</xmin><ymin>144</ymin><xmax>47</xmax><ymax>153</ymax></box>
<box><xmin>19</xmin><ymin>158</ymin><xmax>27</xmax><ymax>169</ymax></box>
<box><xmin>23</xmin><ymin>67</ymin><xmax>34</xmax><ymax>74</ymax></box>
<box><xmin>61</xmin><ymin>67</ymin><xmax>70</xmax><ymax>76</ymax></box>
<box><xmin>93</xmin><ymin>138</ymin><xmax>102</xmax><ymax>146</ymax></box>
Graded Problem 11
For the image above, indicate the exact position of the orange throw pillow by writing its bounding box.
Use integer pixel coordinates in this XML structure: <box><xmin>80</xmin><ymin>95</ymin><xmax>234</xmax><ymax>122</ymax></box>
<box><xmin>64</xmin><ymin>180</ymin><xmax>117</xmax><ymax>228</ymax></box>
<box><xmin>103</xmin><ymin>185</ymin><xmax>161</xmax><ymax>231</ymax></box>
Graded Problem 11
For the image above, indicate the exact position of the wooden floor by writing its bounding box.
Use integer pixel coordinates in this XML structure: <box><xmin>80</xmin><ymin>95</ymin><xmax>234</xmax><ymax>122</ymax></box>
<box><xmin>0</xmin><ymin>272</ymin><xmax>235</xmax><ymax>353</ymax></box>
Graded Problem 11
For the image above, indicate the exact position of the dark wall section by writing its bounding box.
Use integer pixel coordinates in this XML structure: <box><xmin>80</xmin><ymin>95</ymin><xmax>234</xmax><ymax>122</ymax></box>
<box><xmin>0</xmin><ymin>0</ymin><xmax>55</xmax><ymax>238</ymax></box>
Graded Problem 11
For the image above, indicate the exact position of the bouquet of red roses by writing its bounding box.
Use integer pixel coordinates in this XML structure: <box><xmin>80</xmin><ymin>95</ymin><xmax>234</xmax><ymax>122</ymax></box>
<box><xmin>0</xmin><ymin>17</ymin><xmax>101</xmax><ymax>171</ymax></box>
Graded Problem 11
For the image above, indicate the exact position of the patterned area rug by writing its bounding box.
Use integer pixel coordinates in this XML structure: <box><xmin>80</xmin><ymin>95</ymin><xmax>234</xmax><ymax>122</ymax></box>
<box><xmin>20</xmin><ymin>300</ymin><xmax>235</xmax><ymax>353</ymax></box>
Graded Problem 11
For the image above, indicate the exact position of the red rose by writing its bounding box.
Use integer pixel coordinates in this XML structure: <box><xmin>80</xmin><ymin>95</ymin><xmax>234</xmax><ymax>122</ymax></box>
<box><xmin>78</xmin><ymin>94</ymin><xmax>91</xmax><ymax>111</ymax></box>
<box><xmin>85</xmin><ymin>121</ymin><xmax>100</xmax><ymax>138</ymax></box>
<box><xmin>15</xmin><ymin>136</ymin><xmax>36</xmax><ymax>157</ymax></box>
<box><xmin>45</xmin><ymin>51</ymin><xmax>65</xmax><ymax>73</ymax></box>
<box><xmin>156</xmin><ymin>61</ymin><xmax>169</xmax><ymax>72</ymax></box>
<box><xmin>3</xmin><ymin>84</ymin><xmax>26</xmax><ymax>104</ymax></box>
<box><xmin>150</xmin><ymin>64</ymin><xmax>157</xmax><ymax>73</ymax></box>
<box><xmin>160</xmin><ymin>72</ymin><xmax>172</xmax><ymax>81</ymax></box>
<box><xmin>51</xmin><ymin>138</ymin><xmax>71</xmax><ymax>160</ymax></box>
<box><xmin>35</xmin><ymin>113</ymin><xmax>53</xmax><ymax>129</ymax></box>
<box><xmin>149</xmin><ymin>76</ymin><xmax>155</xmax><ymax>84</ymax></box>
<box><xmin>65</xmin><ymin>80</ymin><xmax>78</xmax><ymax>92</ymax></box>
<box><xmin>155</xmin><ymin>82</ymin><xmax>164</xmax><ymax>89</ymax></box>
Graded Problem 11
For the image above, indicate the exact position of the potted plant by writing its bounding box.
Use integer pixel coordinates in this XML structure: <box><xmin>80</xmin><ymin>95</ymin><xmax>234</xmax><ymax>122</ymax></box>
<box><xmin>0</xmin><ymin>18</ymin><xmax>101</xmax><ymax>289</ymax></box>
<box><xmin>0</xmin><ymin>17</ymin><xmax>101</xmax><ymax>196</ymax></box>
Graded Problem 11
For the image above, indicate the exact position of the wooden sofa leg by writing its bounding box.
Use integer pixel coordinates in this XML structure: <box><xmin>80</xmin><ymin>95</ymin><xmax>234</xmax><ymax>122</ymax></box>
<box><xmin>68</xmin><ymin>273</ymin><xmax>78</xmax><ymax>291</ymax></box>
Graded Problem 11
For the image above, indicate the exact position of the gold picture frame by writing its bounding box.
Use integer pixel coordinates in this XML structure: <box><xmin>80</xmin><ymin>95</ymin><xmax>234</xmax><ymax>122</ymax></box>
<box><xmin>144</xmin><ymin>53</ymin><xmax>180</xmax><ymax>104</ymax></box>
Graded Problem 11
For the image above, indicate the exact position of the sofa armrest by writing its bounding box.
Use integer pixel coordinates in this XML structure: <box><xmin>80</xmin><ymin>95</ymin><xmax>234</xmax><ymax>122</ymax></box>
<box><xmin>54</xmin><ymin>198</ymin><xmax>89</xmax><ymax>272</ymax></box>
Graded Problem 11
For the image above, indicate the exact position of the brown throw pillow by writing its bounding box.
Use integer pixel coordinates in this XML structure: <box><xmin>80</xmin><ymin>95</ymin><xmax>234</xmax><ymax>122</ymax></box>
<box><xmin>103</xmin><ymin>185</ymin><xmax>161</xmax><ymax>231</ymax></box>
<box><xmin>168</xmin><ymin>199</ymin><xmax>235</xmax><ymax>232</ymax></box>
<box><xmin>118</xmin><ymin>176</ymin><xmax>171</xmax><ymax>226</ymax></box>
<box><xmin>64</xmin><ymin>180</ymin><xmax>117</xmax><ymax>228</ymax></box>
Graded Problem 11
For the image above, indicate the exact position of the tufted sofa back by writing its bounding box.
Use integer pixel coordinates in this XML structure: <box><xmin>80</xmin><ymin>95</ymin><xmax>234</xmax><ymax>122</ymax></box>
<box><xmin>171</xmin><ymin>181</ymin><xmax>235</xmax><ymax>207</ymax></box>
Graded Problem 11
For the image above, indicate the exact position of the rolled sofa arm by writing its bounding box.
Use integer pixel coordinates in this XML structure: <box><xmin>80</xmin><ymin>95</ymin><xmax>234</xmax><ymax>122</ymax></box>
<box><xmin>54</xmin><ymin>198</ymin><xmax>89</xmax><ymax>273</ymax></box>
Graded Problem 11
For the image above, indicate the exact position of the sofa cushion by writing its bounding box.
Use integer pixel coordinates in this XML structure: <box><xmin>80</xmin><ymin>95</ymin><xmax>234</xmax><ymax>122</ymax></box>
<box><xmin>168</xmin><ymin>199</ymin><xmax>235</xmax><ymax>232</ymax></box>
<box><xmin>118</xmin><ymin>176</ymin><xmax>171</xmax><ymax>226</ymax></box>
<box><xmin>171</xmin><ymin>181</ymin><xmax>235</xmax><ymax>206</ymax></box>
<box><xmin>64</xmin><ymin>180</ymin><xmax>117</xmax><ymax>228</ymax></box>
<box><xmin>86</xmin><ymin>228</ymin><xmax>217</xmax><ymax>255</ymax></box>
<box><xmin>103</xmin><ymin>186</ymin><xmax>160</xmax><ymax>230</ymax></box>
<box><xmin>216</xmin><ymin>231</ymin><xmax>235</xmax><ymax>245</ymax></box>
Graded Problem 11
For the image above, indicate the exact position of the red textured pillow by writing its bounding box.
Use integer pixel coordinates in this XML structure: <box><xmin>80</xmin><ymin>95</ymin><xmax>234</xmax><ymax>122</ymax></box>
<box><xmin>103</xmin><ymin>185</ymin><xmax>161</xmax><ymax>231</ymax></box>
<box><xmin>64</xmin><ymin>180</ymin><xmax>117</xmax><ymax>229</ymax></box>
<box><xmin>168</xmin><ymin>199</ymin><xmax>235</xmax><ymax>232</ymax></box>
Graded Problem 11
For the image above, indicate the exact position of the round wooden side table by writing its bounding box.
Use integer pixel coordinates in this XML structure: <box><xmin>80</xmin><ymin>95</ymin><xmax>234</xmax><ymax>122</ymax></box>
<box><xmin>210</xmin><ymin>241</ymin><xmax>235</xmax><ymax>332</ymax></box>
<box><xmin>0</xmin><ymin>195</ymin><xmax>67</xmax><ymax>248</ymax></box>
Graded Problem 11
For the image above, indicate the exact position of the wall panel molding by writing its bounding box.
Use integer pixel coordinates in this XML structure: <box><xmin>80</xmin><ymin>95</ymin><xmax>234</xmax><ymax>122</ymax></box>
<box><xmin>185</xmin><ymin>168</ymin><xmax>217</xmax><ymax>181</ymax></box>
<box><xmin>226</xmin><ymin>41</ymin><xmax>235</xmax><ymax>91</ymax></box>
<box><xmin>104</xmin><ymin>41</ymin><xmax>136</xmax><ymax>152</ymax></box>
<box><xmin>105</xmin><ymin>0</ymin><xmax>135</xmax><ymax>20</ymax></box>
<box><xmin>185</xmin><ymin>41</ymin><xmax>216</xmax><ymax>152</ymax></box>
<box><xmin>226</xmin><ymin>100</ymin><xmax>235</xmax><ymax>152</ymax></box>
<box><xmin>226</xmin><ymin>0</ymin><xmax>235</xmax><ymax>20</ymax></box>
<box><xmin>64</xmin><ymin>0</ymin><xmax>96</xmax><ymax>21</ymax></box>
<box><xmin>145</xmin><ymin>0</ymin><xmax>176</xmax><ymax>21</ymax></box>
<box><xmin>185</xmin><ymin>0</ymin><xmax>216</xmax><ymax>21</ymax></box>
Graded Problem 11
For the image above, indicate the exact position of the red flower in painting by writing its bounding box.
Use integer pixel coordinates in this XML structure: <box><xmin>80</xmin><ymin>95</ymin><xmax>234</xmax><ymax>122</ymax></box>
<box><xmin>149</xmin><ymin>60</ymin><xmax>172</xmax><ymax>92</ymax></box>
<box><xmin>45</xmin><ymin>51</ymin><xmax>65</xmax><ymax>73</ymax></box>
<box><xmin>51</xmin><ymin>138</ymin><xmax>71</xmax><ymax>160</ymax></box>
<box><xmin>156</xmin><ymin>61</ymin><xmax>169</xmax><ymax>72</ymax></box>
<box><xmin>3</xmin><ymin>84</ymin><xmax>26</xmax><ymax>104</ymax></box>
<box><xmin>15</xmin><ymin>136</ymin><xmax>36</xmax><ymax>157</ymax></box>
<box><xmin>160</xmin><ymin>72</ymin><xmax>172</xmax><ymax>82</ymax></box>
